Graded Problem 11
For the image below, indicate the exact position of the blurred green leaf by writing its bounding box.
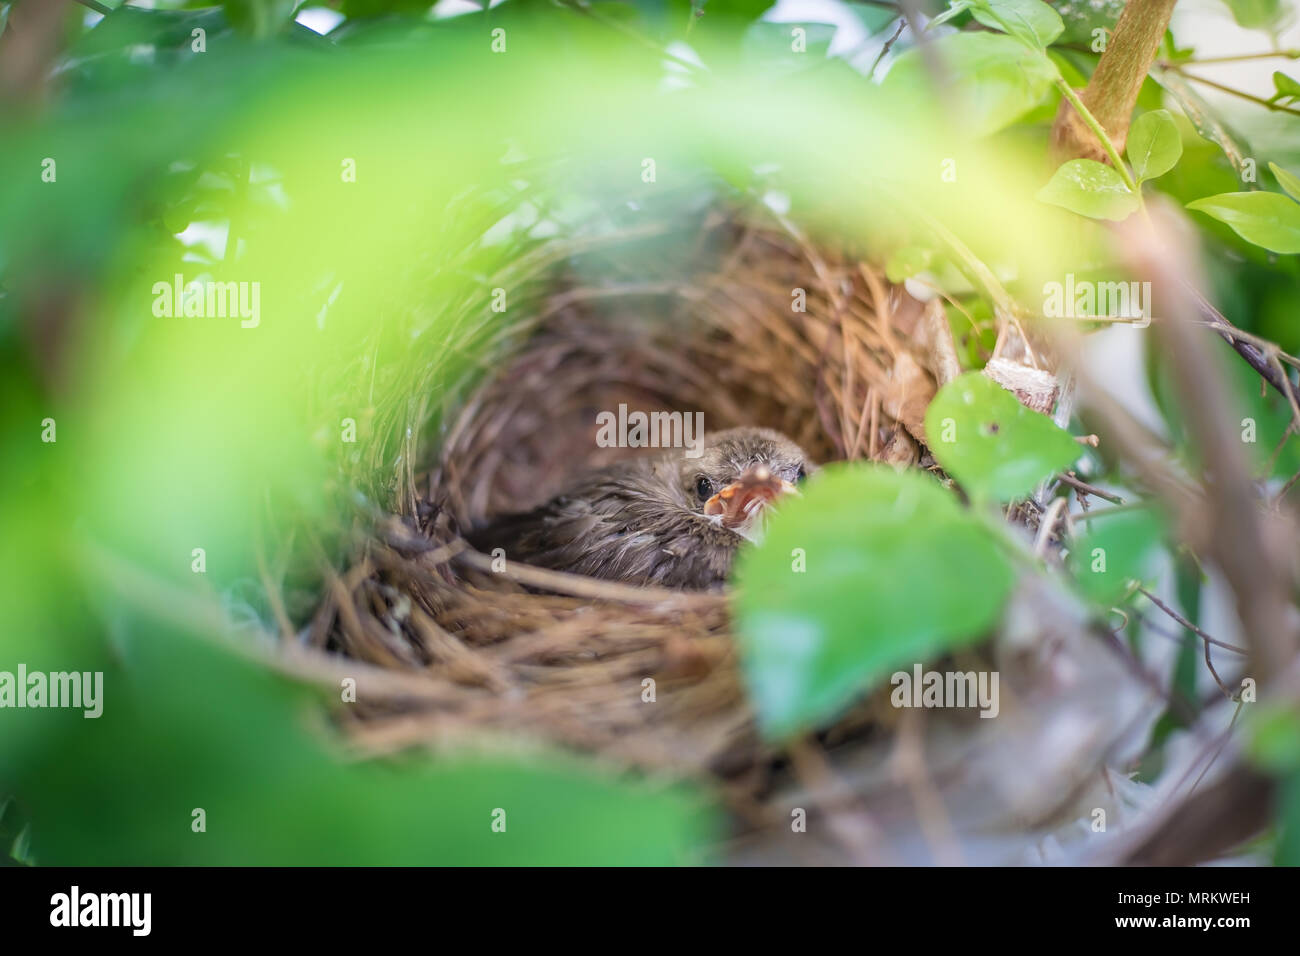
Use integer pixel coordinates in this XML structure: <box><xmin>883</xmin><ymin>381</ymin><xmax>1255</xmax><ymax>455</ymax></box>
<box><xmin>972</xmin><ymin>0</ymin><xmax>1064</xmax><ymax>49</ymax></box>
<box><xmin>1153</xmin><ymin>71</ymin><xmax>1255</xmax><ymax>181</ymax></box>
<box><xmin>1273</xmin><ymin>71</ymin><xmax>1300</xmax><ymax>105</ymax></box>
<box><xmin>341</xmin><ymin>0</ymin><xmax>437</xmax><ymax>16</ymax></box>
<box><xmin>1219</xmin><ymin>0</ymin><xmax>1284</xmax><ymax>32</ymax></box>
<box><xmin>924</xmin><ymin>372</ymin><xmax>1080</xmax><ymax>502</ymax></box>
<box><xmin>929</xmin><ymin>0</ymin><xmax>976</xmax><ymax>30</ymax></box>
<box><xmin>4</xmin><ymin>609</ymin><xmax>710</xmax><ymax>865</ymax></box>
<box><xmin>846</xmin><ymin>1</ymin><xmax>902</xmax><ymax>35</ymax></box>
<box><xmin>1050</xmin><ymin>0</ymin><xmax>1122</xmax><ymax>47</ymax></box>
<box><xmin>1247</xmin><ymin>705</ymin><xmax>1300</xmax><ymax>774</ymax></box>
<box><xmin>885</xmin><ymin>32</ymin><xmax>1057</xmax><ymax>137</ymax></box>
<box><xmin>1066</xmin><ymin>507</ymin><xmax>1164</xmax><ymax>607</ymax></box>
<box><xmin>733</xmin><ymin>465</ymin><xmax>1013</xmax><ymax>739</ymax></box>
<box><xmin>1127</xmin><ymin>109</ymin><xmax>1182</xmax><ymax>183</ymax></box>
<box><xmin>1187</xmin><ymin>191</ymin><xmax>1300</xmax><ymax>253</ymax></box>
<box><xmin>224</xmin><ymin>0</ymin><xmax>297</xmax><ymax>39</ymax></box>
<box><xmin>1271</xmin><ymin>161</ymin><xmax>1300</xmax><ymax>201</ymax></box>
<box><xmin>741</xmin><ymin>21</ymin><xmax>836</xmax><ymax>72</ymax></box>
<box><xmin>1280</xmin><ymin>770</ymin><xmax>1300</xmax><ymax>864</ymax></box>
<box><xmin>1037</xmin><ymin>158</ymin><xmax>1139</xmax><ymax>221</ymax></box>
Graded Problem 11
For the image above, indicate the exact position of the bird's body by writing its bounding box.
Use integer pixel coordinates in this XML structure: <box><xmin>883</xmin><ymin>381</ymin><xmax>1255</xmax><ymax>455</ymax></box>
<box><xmin>468</xmin><ymin>426</ymin><xmax>812</xmax><ymax>590</ymax></box>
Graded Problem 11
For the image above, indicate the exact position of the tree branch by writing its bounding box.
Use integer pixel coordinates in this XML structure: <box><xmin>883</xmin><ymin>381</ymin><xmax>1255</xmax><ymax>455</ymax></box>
<box><xmin>1051</xmin><ymin>0</ymin><xmax>1178</xmax><ymax>163</ymax></box>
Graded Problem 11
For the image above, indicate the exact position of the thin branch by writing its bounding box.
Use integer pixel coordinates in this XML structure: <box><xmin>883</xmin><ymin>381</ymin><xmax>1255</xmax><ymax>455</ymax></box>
<box><xmin>868</xmin><ymin>18</ymin><xmax>906</xmax><ymax>81</ymax></box>
<box><xmin>1276</xmin><ymin>467</ymin><xmax>1300</xmax><ymax>504</ymax></box>
<box><xmin>1164</xmin><ymin>50</ymin><xmax>1300</xmax><ymax>65</ymax></box>
<box><xmin>1181</xmin><ymin>281</ymin><xmax>1296</xmax><ymax>402</ymax></box>
<box><xmin>1057</xmin><ymin>471</ymin><xmax>1124</xmax><ymax>504</ymax></box>
<box><xmin>1173</xmin><ymin>67</ymin><xmax>1300</xmax><ymax>117</ymax></box>
<box><xmin>1136</xmin><ymin>587</ymin><xmax>1247</xmax><ymax>656</ymax></box>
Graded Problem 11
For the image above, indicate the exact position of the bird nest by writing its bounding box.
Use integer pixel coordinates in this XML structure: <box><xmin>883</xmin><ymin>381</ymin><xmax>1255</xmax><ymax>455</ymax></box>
<box><xmin>294</xmin><ymin>202</ymin><xmax>1121</xmax><ymax>861</ymax></box>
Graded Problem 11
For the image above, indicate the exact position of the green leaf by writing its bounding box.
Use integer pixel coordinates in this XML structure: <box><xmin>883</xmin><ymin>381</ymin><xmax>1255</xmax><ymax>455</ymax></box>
<box><xmin>929</xmin><ymin>0</ymin><xmax>976</xmax><ymax>30</ymax></box>
<box><xmin>1272</xmin><ymin>71</ymin><xmax>1300</xmax><ymax>104</ymax></box>
<box><xmin>884</xmin><ymin>32</ymin><xmax>1057</xmax><ymax>137</ymax></box>
<box><xmin>341</xmin><ymin>0</ymin><xmax>439</xmax><ymax>16</ymax></box>
<box><xmin>971</xmin><ymin>0</ymin><xmax>1064</xmax><ymax>49</ymax></box>
<box><xmin>6</xmin><ymin>615</ymin><xmax>710</xmax><ymax>865</ymax></box>
<box><xmin>847</xmin><ymin>1</ymin><xmax>902</xmax><ymax>34</ymax></box>
<box><xmin>1270</xmin><ymin>162</ymin><xmax>1300</xmax><ymax>202</ymax></box>
<box><xmin>741</xmin><ymin>21</ymin><xmax>837</xmax><ymax>72</ymax></box>
<box><xmin>1247</xmin><ymin>705</ymin><xmax>1300</xmax><ymax>774</ymax></box>
<box><xmin>1281</xmin><ymin>770</ymin><xmax>1300</xmax><ymax>865</ymax></box>
<box><xmin>1066</xmin><ymin>507</ymin><xmax>1165</xmax><ymax>607</ymax></box>
<box><xmin>924</xmin><ymin>372</ymin><xmax>1080</xmax><ymax>502</ymax></box>
<box><xmin>1037</xmin><ymin>158</ymin><xmax>1139</xmax><ymax>221</ymax></box>
<box><xmin>733</xmin><ymin>465</ymin><xmax>1014</xmax><ymax>739</ymax></box>
<box><xmin>1153</xmin><ymin>71</ymin><xmax>1254</xmax><ymax>181</ymax></box>
<box><xmin>1126</xmin><ymin>109</ymin><xmax>1182</xmax><ymax>183</ymax></box>
<box><xmin>223</xmin><ymin>0</ymin><xmax>297</xmax><ymax>39</ymax></box>
<box><xmin>1187</xmin><ymin>191</ymin><xmax>1300</xmax><ymax>254</ymax></box>
<box><xmin>1051</xmin><ymin>0</ymin><xmax>1123</xmax><ymax>46</ymax></box>
<box><xmin>1219</xmin><ymin>0</ymin><xmax>1284</xmax><ymax>31</ymax></box>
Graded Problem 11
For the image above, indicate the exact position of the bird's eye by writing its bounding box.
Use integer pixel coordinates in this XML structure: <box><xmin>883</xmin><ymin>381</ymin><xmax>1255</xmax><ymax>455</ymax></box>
<box><xmin>695</xmin><ymin>476</ymin><xmax>713</xmax><ymax>501</ymax></box>
<box><xmin>795</xmin><ymin>465</ymin><xmax>807</xmax><ymax>483</ymax></box>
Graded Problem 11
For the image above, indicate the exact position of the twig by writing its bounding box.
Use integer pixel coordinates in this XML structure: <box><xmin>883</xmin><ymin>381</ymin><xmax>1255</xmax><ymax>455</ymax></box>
<box><xmin>788</xmin><ymin>739</ymin><xmax>890</xmax><ymax>864</ymax></box>
<box><xmin>453</xmin><ymin>547</ymin><xmax>719</xmax><ymax>608</ymax></box>
<box><xmin>1188</xmin><ymin>700</ymin><xmax>1244</xmax><ymax>794</ymax></box>
<box><xmin>1182</xmin><ymin>282</ymin><xmax>1295</xmax><ymax>401</ymax></box>
<box><xmin>889</xmin><ymin>710</ymin><xmax>963</xmax><ymax>865</ymax></box>
<box><xmin>1166</xmin><ymin>50</ymin><xmax>1299</xmax><ymax>65</ymax></box>
<box><xmin>1121</xmin><ymin>209</ymin><xmax>1297</xmax><ymax>680</ymax></box>
<box><xmin>1057</xmin><ymin>471</ymin><xmax>1124</xmax><ymax>504</ymax></box>
<box><xmin>1033</xmin><ymin>496</ymin><xmax>1069</xmax><ymax>556</ymax></box>
<box><xmin>1135</xmin><ymin>590</ymin><xmax>1247</xmax><ymax>656</ymax></box>
<box><xmin>868</xmin><ymin>18</ymin><xmax>906</xmax><ymax>81</ymax></box>
<box><xmin>1172</xmin><ymin>67</ymin><xmax>1300</xmax><ymax>117</ymax></box>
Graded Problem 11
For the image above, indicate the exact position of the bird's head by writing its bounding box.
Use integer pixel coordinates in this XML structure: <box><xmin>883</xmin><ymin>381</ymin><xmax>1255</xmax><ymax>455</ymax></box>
<box><xmin>681</xmin><ymin>427</ymin><xmax>813</xmax><ymax>541</ymax></box>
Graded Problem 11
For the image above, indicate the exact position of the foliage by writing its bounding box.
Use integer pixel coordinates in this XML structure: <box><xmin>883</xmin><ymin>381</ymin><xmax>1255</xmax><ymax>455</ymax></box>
<box><xmin>0</xmin><ymin>0</ymin><xmax>1296</xmax><ymax>865</ymax></box>
<box><xmin>733</xmin><ymin>466</ymin><xmax>1014</xmax><ymax>739</ymax></box>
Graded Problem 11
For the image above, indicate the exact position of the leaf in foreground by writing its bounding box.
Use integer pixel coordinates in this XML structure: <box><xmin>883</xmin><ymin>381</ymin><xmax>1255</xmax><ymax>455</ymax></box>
<box><xmin>733</xmin><ymin>465</ymin><xmax>1014</xmax><ymax>740</ymax></box>
<box><xmin>971</xmin><ymin>0</ymin><xmax>1065</xmax><ymax>49</ymax></box>
<box><xmin>885</xmin><ymin>32</ymin><xmax>1057</xmax><ymax>138</ymax></box>
<box><xmin>924</xmin><ymin>371</ymin><xmax>1080</xmax><ymax>502</ymax></box>
<box><xmin>1038</xmin><ymin>159</ymin><xmax>1139</xmax><ymax>221</ymax></box>
<box><xmin>1269</xmin><ymin>162</ymin><xmax>1300</xmax><ymax>202</ymax></box>
<box><xmin>1067</xmin><ymin>507</ymin><xmax>1165</xmax><ymax>607</ymax></box>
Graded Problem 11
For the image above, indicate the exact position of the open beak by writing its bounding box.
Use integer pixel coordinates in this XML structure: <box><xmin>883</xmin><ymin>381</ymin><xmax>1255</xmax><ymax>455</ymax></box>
<box><xmin>703</xmin><ymin>465</ymin><xmax>798</xmax><ymax>531</ymax></box>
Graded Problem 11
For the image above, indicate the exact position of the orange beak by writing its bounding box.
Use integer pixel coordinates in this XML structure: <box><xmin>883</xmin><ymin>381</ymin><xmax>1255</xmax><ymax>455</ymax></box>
<box><xmin>703</xmin><ymin>465</ymin><xmax>798</xmax><ymax>530</ymax></box>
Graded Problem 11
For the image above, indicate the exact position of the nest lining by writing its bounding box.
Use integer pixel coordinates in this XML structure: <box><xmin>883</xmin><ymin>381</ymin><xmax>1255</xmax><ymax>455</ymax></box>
<box><xmin>314</xmin><ymin>206</ymin><xmax>967</xmax><ymax>787</ymax></box>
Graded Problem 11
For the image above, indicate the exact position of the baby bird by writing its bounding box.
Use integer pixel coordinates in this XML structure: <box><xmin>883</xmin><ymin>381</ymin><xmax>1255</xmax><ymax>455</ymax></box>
<box><xmin>468</xmin><ymin>426</ymin><xmax>813</xmax><ymax>590</ymax></box>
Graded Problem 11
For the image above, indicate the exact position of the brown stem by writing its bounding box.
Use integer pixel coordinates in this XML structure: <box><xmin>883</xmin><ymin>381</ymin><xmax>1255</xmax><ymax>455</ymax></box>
<box><xmin>1051</xmin><ymin>0</ymin><xmax>1179</xmax><ymax>163</ymax></box>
